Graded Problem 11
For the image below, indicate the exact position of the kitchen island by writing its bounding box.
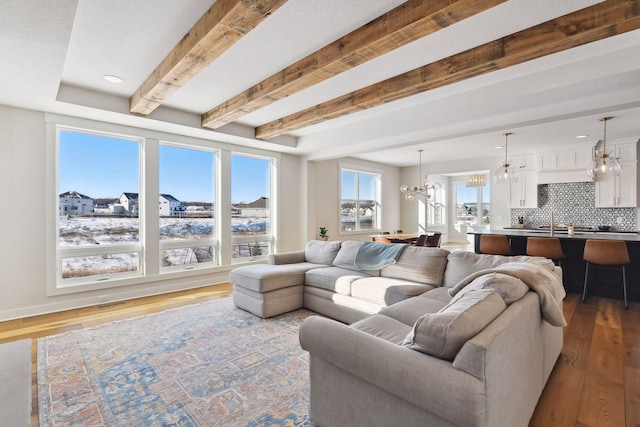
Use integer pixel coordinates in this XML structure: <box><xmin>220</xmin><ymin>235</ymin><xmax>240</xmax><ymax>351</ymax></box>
<box><xmin>470</xmin><ymin>229</ymin><xmax>640</xmax><ymax>301</ymax></box>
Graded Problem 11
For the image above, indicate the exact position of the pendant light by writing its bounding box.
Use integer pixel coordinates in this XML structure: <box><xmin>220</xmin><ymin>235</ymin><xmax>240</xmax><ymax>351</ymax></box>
<box><xmin>493</xmin><ymin>132</ymin><xmax>518</xmax><ymax>184</ymax></box>
<box><xmin>587</xmin><ymin>116</ymin><xmax>620</xmax><ymax>179</ymax></box>
<box><xmin>400</xmin><ymin>149</ymin><xmax>440</xmax><ymax>200</ymax></box>
<box><xmin>465</xmin><ymin>174</ymin><xmax>487</xmax><ymax>187</ymax></box>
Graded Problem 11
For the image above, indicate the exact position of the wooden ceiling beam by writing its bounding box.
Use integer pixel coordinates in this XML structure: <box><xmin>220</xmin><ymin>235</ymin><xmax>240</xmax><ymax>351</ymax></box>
<box><xmin>129</xmin><ymin>0</ymin><xmax>288</xmax><ymax>116</ymax></box>
<box><xmin>256</xmin><ymin>0</ymin><xmax>640</xmax><ymax>139</ymax></box>
<box><xmin>201</xmin><ymin>0</ymin><xmax>508</xmax><ymax>130</ymax></box>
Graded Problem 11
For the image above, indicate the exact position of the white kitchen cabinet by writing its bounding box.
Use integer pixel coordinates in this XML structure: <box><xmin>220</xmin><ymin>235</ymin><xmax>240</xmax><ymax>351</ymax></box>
<box><xmin>508</xmin><ymin>154</ymin><xmax>536</xmax><ymax>171</ymax></box>
<box><xmin>510</xmin><ymin>170</ymin><xmax>538</xmax><ymax>208</ymax></box>
<box><xmin>538</xmin><ymin>147</ymin><xmax>592</xmax><ymax>171</ymax></box>
<box><xmin>594</xmin><ymin>160</ymin><xmax>638</xmax><ymax>207</ymax></box>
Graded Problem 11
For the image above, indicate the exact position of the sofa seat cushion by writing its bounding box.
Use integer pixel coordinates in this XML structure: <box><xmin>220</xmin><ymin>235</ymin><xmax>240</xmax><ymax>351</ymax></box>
<box><xmin>403</xmin><ymin>289</ymin><xmax>507</xmax><ymax>360</ymax></box>
<box><xmin>379</xmin><ymin>297</ymin><xmax>448</xmax><ymax>327</ymax></box>
<box><xmin>230</xmin><ymin>262</ymin><xmax>324</xmax><ymax>292</ymax></box>
<box><xmin>305</xmin><ymin>267</ymin><xmax>370</xmax><ymax>295</ymax></box>
<box><xmin>350</xmin><ymin>277</ymin><xmax>434</xmax><ymax>306</ymax></box>
<box><xmin>380</xmin><ymin>246</ymin><xmax>449</xmax><ymax>286</ymax></box>
<box><xmin>332</xmin><ymin>240</ymin><xmax>381</xmax><ymax>276</ymax></box>
<box><xmin>305</xmin><ymin>240</ymin><xmax>342</xmax><ymax>265</ymax></box>
<box><xmin>351</xmin><ymin>314</ymin><xmax>413</xmax><ymax>345</ymax></box>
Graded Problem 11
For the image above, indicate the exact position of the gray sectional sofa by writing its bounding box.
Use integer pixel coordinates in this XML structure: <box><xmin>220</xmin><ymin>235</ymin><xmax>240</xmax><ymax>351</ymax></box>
<box><xmin>230</xmin><ymin>240</ymin><xmax>567</xmax><ymax>427</ymax></box>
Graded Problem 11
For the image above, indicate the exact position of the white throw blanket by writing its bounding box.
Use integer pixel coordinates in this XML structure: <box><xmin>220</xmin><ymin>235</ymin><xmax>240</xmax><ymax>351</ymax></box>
<box><xmin>448</xmin><ymin>262</ymin><xmax>567</xmax><ymax>327</ymax></box>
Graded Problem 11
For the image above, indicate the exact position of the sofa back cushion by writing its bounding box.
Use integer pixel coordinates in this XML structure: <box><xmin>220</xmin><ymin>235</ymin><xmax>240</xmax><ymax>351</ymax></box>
<box><xmin>381</xmin><ymin>246</ymin><xmax>449</xmax><ymax>286</ymax></box>
<box><xmin>305</xmin><ymin>240</ymin><xmax>342</xmax><ymax>265</ymax></box>
<box><xmin>442</xmin><ymin>251</ymin><xmax>549</xmax><ymax>288</ymax></box>
<box><xmin>403</xmin><ymin>289</ymin><xmax>506</xmax><ymax>360</ymax></box>
<box><xmin>450</xmin><ymin>272</ymin><xmax>529</xmax><ymax>305</ymax></box>
<box><xmin>332</xmin><ymin>240</ymin><xmax>380</xmax><ymax>276</ymax></box>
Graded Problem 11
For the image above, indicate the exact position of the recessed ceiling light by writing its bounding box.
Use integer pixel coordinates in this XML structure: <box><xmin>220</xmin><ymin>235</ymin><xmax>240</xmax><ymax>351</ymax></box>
<box><xmin>494</xmin><ymin>145</ymin><xmax>504</xmax><ymax>149</ymax></box>
<box><xmin>576</xmin><ymin>134</ymin><xmax>589</xmax><ymax>139</ymax></box>
<box><xmin>103</xmin><ymin>75</ymin><xmax>124</xmax><ymax>84</ymax></box>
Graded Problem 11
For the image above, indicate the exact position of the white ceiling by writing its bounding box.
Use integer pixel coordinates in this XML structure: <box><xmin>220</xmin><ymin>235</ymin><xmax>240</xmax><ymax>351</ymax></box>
<box><xmin>1</xmin><ymin>0</ymin><xmax>639</xmax><ymax>168</ymax></box>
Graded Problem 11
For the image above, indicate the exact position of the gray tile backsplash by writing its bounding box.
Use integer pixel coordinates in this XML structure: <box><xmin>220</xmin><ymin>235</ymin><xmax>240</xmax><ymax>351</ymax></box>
<box><xmin>510</xmin><ymin>182</ymin><xmax>637</xmax><ymax>231</ymax></box>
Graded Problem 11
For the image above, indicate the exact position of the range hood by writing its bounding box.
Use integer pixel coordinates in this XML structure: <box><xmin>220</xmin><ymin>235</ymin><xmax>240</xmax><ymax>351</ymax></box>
<box><xmin>537</xmin><ymin>169</ymin><xmax>594</xmax><ymax>184</ymax></box>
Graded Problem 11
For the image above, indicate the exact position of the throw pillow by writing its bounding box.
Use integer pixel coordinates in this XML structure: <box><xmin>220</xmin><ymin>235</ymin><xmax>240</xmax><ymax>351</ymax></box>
<box><xmin>333</xmin><ymin>240</ymin><xmax>380</xmax><ymax>275</ymax></box>
<box><xmin>450</xmin><ymin>272</ymin><xmax>529</xmax><ymax>305</ymax></box>
<box><xmin>403</xmin><ymin>289</ymin><xmax>506</xmax><ymax>360</ymax></box>
<box><xmin>304</xmin><ymin>240</ymin><xmax>342</xmax><ymax>265</ymax></box>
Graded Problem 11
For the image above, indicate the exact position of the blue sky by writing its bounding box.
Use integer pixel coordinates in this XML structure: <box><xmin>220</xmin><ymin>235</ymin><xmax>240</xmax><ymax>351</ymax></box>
<box><xmin>456</xmin><ymin>183</ymin><xmax>490</xmax><ymax>203</ymax></box>
<box><xmin>59</xmin><ymin>131</ymin><xmax>269</xmax><ymax>203</ymax></box>
<box><xmin>341</xmin><ymin>169</ymin><xmax>376</xmax><ymax>200</ymax></box>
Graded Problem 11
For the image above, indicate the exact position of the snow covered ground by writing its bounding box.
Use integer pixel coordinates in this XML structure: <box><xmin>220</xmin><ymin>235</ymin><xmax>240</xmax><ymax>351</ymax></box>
<box><xmin>59</xmin><ymin>216</ymin><xmax>269</xmax><ymax>278</ymax></box>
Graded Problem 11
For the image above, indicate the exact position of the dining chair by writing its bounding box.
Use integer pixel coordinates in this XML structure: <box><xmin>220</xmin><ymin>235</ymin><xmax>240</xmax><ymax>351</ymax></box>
<box><xmin>425</xmin><ymin>232</ymin><xmax>442</xmax><ymax>248</ymax></box>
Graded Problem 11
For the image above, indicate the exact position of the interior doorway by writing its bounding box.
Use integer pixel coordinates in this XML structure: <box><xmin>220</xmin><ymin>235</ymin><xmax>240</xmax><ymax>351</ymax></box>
<box><xmin>453</xmin><ymin>179</ymin><xmax>490</xmax><ymax>244</ymax></box>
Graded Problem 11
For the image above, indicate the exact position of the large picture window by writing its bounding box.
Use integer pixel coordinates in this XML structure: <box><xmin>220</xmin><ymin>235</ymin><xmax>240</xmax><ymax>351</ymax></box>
<box><xmin>51</xmin><ymin>119</ymin><xmax>277</xmax><ymax>293</ymax></box>
<box><xmin>231</xmin><ymin>154</ymin><xmax>273</xmax><ymax>261</ymax></box>
<box><xmin>57</xmin><ymin>128</ymin><xmax>142</xmax><ymax>283</ymax></box>
<box><xmin>340</xmin><ymin>167</ymin><xmax>381</xmax><ymax>232</ymax></box>
<box><xmin>159</xmin><ymin>144</ymin><xmax>216</xmax><ymax>269</ymax></box>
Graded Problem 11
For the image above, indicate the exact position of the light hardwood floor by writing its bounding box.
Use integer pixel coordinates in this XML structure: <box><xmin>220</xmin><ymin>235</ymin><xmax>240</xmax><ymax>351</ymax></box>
<box><xmin>0</xmin><ymin>283</ymin><xmax>637</xmax><ymax>426</ymax></box>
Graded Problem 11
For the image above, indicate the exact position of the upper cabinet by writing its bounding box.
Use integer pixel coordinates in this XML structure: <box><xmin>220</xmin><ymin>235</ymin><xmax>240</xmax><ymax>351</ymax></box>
<box><xmin>594</xmin><ymin>141</ymin><xmax>639</xmax><ymax>208</ymax></box>
<box><xmin>509</xmin><ymin>154</ymin><xmax>538</xmax><ymax>208</ymax></box>
<box><xmin>538</xmin><ymin>147</ymin><xmax>592</xmax><ymax>171</ymax></box>
<box><xmin>508</xmin><ymin>153</ymin><xmax>536</xmax><ymax>171</ymax></box>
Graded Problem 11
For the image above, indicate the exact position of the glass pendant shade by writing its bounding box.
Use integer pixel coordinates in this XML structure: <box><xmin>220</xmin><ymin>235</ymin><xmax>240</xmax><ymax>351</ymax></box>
<box><xmin>492</xmin><ymin>132</ymin><xmax>518</xmax><ymax>184</ymax></box>
<box><xmin>587</xmin><ymin>117</ymin><xmax>620</xmax><ymax>180</ymax></box>
<box><xmin>493</xmin><ymin>164</ymin><xmax>518</xmax><ymax>183</ymax></box>
<box><xmin>587</xmin><ymin>154</ymin><xmax>621</xmax><ymax>179</ymax></box>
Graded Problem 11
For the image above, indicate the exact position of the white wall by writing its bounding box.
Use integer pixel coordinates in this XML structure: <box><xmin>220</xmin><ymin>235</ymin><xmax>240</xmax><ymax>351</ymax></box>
<box><xmin>0</xmin><ymin>105</ymin><xmax>304</xmax><ymax>320</ymax></box>
<box><xmin>309</xmin><ymin>157</ymin><xmax>401</xmax><ymax>242</ymax></box>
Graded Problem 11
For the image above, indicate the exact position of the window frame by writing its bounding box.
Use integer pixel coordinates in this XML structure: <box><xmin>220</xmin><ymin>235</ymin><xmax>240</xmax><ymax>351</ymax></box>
<box><xmin>339</xmin><ymin>163</ymin><xmax>382</xmax><ymax>235</ymax></box>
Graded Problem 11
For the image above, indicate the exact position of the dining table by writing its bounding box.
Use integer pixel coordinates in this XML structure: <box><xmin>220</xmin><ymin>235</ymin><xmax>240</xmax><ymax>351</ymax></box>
<box><xmin>369</xmin><ymin>233</ymin><xmax>420</xmax><ymax>244</ymax></box>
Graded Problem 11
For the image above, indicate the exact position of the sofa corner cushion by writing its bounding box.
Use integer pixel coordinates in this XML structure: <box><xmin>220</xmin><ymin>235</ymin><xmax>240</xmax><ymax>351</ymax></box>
<box><xmin>403</xmin><ymin>289</ymin><xmax>506</xmax><ymax>360</ymax></box>
<box><xmin>380</xmin><ymin>246</ymin><xmax>449</xmax><ymax>285</ymax></box>
<box><xmin>451</xmin><ymin>272</ymin><xmax>529</xmax><ymax>305</ymax></box>
<box><xmin>305</xmin><ymin>240</ymin><xmax>342</xmax><ymax>265</ymax></box>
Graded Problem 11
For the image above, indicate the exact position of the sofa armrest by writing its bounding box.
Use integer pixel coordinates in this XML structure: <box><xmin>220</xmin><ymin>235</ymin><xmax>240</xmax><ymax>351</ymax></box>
<box><xmin>268</xmin><ymin>250</ymin><xmax>305</xmax><ymax>265</ymax></box>
<box><xmin>299</xmin><ymin>316</ymin><xmax>484</xmax><ymax>427</ymax></box>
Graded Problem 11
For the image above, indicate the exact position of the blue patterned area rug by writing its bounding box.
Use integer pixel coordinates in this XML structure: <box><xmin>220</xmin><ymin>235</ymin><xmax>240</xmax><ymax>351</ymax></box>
<box><xmin>37</xmin><ymin>298</ymin><xmax>317</xmax><ymax>426</ymax></box>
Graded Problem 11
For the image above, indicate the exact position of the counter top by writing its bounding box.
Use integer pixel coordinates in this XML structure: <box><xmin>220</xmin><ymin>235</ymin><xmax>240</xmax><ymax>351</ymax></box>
<box><xmin>470</xmin><ymin>228</ymin><xmax>640</xmax><ymax>242</ymax></box>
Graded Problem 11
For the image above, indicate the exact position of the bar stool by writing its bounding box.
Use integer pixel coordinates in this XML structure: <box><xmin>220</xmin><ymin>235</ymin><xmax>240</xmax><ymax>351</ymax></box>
<box><xmin>582</xmin><ymin>239</ymin><xmax>629</xmax><ymax>309</ymax></box>
<box><xmin>479</xmin><ymin>235</ymin><xmax>512</xmax><ymax>255</ymax></box>
<box><xmin>526</xmin><ymin>237</ymin><xmax>565</xmax><ymax>267</ymax></box>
